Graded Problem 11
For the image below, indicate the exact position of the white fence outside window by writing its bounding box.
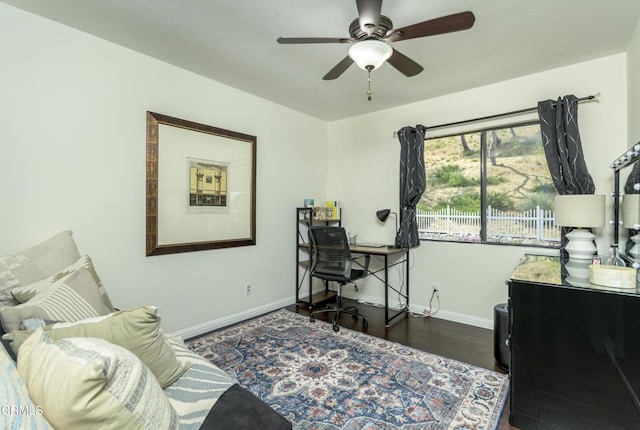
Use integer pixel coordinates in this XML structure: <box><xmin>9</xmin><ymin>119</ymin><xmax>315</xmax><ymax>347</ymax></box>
<box><xmin>416</xmin><ymin>206</ymin><xmax>561</xmax><ymax>244</ymax></box>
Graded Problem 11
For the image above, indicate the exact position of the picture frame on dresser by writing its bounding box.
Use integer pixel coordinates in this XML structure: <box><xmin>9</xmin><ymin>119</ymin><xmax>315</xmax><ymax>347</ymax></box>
<box><xmin>146</xmin><ymin>112</ymin><xmax>257</xmax><ymax>256</ymax></box>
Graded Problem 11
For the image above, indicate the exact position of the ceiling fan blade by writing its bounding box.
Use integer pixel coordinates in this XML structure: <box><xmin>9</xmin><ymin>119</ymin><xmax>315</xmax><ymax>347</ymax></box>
<box><xmin>323</xmin><ymin>56</ymin><xmax>355</xmax><ymax>80</ymax></box>
<box><xmin>356</xmin><ymin>0</ymin><xmax>382</xmax><ymax>34</ymax></box>
<box><xmin>387</xmin><ymin>11</ymin><xmax>475</xmax><ymax>42</ymax></box>
<box><xmin>277</xmin><ymin>37</ymin><xmax>351</xmax><ymax>44</ymax></box>
<box><xmin>387</xmin><ymin>49</ymin><xmax>423</xmax><ymax>77</ymax></box>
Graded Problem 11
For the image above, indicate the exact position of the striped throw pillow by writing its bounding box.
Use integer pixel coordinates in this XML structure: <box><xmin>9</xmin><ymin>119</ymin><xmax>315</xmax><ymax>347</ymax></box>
<box><xmin>10</xmin><ymin>254</ymin><xmax>115</xmax><ymax>312</ymax></box>
<box><xmin>0</xmin><ymin>266</ymin><xmax>111</xmax><ymax>333</ymax></box>
<box><xmin>18</xmin><ymin>331</ymin><xmax>179</xmax><ymax>430</ymax></box>
<box><xmin>5</xmin><ymin>306</ymin><xmax>191</xmax><ymax>388</ymax></box>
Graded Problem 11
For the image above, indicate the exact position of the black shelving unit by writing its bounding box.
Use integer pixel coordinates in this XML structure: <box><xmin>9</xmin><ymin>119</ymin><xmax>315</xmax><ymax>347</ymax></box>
<box><xmin>296</xmin><ymin>207</ymin><xmax>342</xmax><ymax>308</ymax></box>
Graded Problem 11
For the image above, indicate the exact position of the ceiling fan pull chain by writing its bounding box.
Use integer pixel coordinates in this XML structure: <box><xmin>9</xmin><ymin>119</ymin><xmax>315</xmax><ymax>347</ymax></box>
<box><xmin>366</xmin><ymin>67</ymin><xmax>373</xmax><ymax>101</ymax></box>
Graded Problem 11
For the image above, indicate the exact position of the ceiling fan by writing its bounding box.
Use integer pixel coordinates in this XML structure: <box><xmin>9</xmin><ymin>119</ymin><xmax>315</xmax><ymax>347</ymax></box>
<box><xmin>277</xmin><ymin>0</ymin><xmax>475</xmax><ymax>85</ymax></box>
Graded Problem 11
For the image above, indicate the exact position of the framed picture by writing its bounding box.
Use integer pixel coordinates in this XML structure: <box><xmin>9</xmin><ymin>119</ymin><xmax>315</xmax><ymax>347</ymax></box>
<box><xmin>146</xmin><ymin>112</ymin><xmax>256</xmax><ymax>256</ymax></box>
<box><xmin>187</xmin><ymin>158</ymin><xmax>229</xmax><ymax>212</ymax></box>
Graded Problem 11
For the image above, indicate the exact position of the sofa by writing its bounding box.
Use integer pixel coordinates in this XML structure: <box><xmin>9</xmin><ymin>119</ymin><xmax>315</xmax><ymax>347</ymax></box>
<box><xmin>0</xmin><ymin>231</ymin><xmax>291</xmax><ymax>430</ymax></box>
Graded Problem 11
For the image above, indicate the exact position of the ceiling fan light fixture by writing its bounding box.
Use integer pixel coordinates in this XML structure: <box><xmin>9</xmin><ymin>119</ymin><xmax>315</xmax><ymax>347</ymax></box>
<box><xmin>348</xmin><ymin>39</ymin><xmax>393</xmax><ymax>71</ymax></box>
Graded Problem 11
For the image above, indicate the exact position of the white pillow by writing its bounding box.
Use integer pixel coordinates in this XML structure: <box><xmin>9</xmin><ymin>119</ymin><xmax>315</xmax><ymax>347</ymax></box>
<box><xmin>0</xmin><ymin>266</ymin><xmax>111</xmax><ymax>332</ymax></box>
<box><xmin>4</xmin><ymin>305</ymin><xmax>191</xmax><ymax>388</ymax></box>
<box><xmin>10</xmin><ymin>254</ymin><xmax>115</xmax><ymax>312</ymax></box>
<box><xmin>0</xmin><ymin>231</ymin><xmax>80</xmax><ymax>306</ymax></box>
<box><xmin>18</xmin><ymin>330</ymin><xmax>179</xmax><ymax>430</ymax></box>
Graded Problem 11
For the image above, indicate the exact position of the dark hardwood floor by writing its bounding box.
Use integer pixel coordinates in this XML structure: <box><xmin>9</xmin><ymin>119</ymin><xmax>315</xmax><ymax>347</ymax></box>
<box><xmin>286</xmin><ymin>300</ymin><xmax>517</xmax><ymax>430</ymax></box>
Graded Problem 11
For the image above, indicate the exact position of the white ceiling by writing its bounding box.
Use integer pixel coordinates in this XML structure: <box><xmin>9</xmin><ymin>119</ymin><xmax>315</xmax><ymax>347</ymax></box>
<box><xmin>3</xmin><ymin>0</ymin><xmax>640</xmax><ymax>121</ymax></box>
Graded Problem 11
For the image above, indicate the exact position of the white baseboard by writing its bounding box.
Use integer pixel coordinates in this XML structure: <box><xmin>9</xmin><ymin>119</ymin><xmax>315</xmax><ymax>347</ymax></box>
<box><xmin>172</xmin><ymin>297</ymin><xmax>294</xmax><ymax>340</ymax></box>
<box><xmin>424</xmin><ymin>308</ymin><xmax>493</xmax><ymax>330</ymax></box>
<box><xmin>346</xmin><ymin>292</ymin><xmax>494</xmax><ymax>330</ymax></box>
<box><xmin>173</xmin><ymin>293</ymin><xmax>494</xmax><ymax>340</ymax></box>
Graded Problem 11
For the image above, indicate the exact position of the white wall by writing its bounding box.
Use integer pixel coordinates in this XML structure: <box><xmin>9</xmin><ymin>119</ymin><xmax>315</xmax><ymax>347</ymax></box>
<box><xmin>2</xmin><ymin>3</ymin><xmax>637</xmax><ymax>334</ymax></box>
<box><xmin>0</xmin><ymin>4</ymin><xmax>328</xmax><ymax>334</ymax></box>
<box><xmin>327</xmin><ymin>54</ymin><xmax>629</xmax><ymax>327</ymax></box>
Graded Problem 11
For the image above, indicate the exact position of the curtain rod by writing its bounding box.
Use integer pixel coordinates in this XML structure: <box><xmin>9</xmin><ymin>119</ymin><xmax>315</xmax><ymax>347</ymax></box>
<box><xmin>393</xmin><ymin>92</ymin><xmax>601</xmax><ymax>137</ymax></box>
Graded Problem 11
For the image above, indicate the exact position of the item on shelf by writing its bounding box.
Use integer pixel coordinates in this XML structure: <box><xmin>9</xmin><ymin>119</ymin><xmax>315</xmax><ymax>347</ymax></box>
<box><xmin>343</xmin><ymin>227</ymin><xmax>357</xmax><ymax>246</ymax></box>
<box><xmin>303</xmin><ymin>198</ymin><xmax>314</xmax><ymax>208</ymax></box>
<box><xmin>313</xmin><ymin>207</ymin><xmax>328</xmax><ymax>221</ymax></box>
<box><xmin>324</xmin><ymin>200</ymin><xmax>340</xmax><ymax>220</ymax></box>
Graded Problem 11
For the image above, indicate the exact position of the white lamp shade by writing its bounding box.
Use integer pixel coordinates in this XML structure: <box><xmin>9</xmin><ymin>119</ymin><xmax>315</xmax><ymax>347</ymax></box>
<box><xmin>348</xmin><ymin>40</ymin><xmax>393</xmax><ymax>70</ymax></box>
<box><xmin>622</xmin><ymin>194</ymin><xmax>640</xmax><ymax>229</ymax></box>
<box><xmin>554</xmin><ymin>194</ymin><xmax>605</xmax><ymax>228</ymax></box>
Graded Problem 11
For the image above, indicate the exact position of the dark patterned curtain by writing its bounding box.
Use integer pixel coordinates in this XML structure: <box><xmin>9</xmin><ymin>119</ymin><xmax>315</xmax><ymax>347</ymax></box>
<box><xmin>538</xmin><ymin>95</ymin><xmax>595</xmax><ymax>257</ymax></box>
<box><xmin>396</xmin><ymin>125</ymin><xmax>427</xmax><ymax>248</ymax></box>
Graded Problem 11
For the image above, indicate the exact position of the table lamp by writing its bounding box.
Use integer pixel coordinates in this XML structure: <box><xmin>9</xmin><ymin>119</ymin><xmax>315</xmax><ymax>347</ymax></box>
<box><xmin>564</xmin><ymin>258</ymin><xmax>591</xmax><ymax>287</ymax></box>
<box><xmin>554</xmin><ymin>194</ymin><xmax>605</xmax><ymax>260</ymax></box>
<box><xmin>622</xmin><ymin>194</ymin><xmax>640</xmax><ymax>259</ymax></box>
<box><xmin>376</xmin><ymin>209</ymin><xmax>398</xmax><ymax>233</ymax></box>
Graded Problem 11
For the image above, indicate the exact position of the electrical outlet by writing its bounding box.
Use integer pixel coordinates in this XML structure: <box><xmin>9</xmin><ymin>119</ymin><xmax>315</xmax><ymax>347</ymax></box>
<box><xmin>245</xmin><ymin>283</ymin><xmax>252</xmax><ymax>295</ymax></box>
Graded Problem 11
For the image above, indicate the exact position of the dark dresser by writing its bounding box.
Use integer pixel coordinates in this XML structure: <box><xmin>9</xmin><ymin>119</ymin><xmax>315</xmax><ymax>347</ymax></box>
<box><xmin>508</xmin><ymin>254</ymin><xmax>640</xmax><ymax>429</ymax></box>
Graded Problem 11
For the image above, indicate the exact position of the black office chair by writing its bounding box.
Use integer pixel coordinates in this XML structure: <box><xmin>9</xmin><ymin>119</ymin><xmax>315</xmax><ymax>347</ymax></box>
<box><xmin>308</xmin><ymin>226</ymin><xmax>370</xmax><ymax>332</ymax></box>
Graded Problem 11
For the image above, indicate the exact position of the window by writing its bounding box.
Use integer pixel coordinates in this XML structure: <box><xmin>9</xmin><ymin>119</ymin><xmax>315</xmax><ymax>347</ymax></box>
<box><xmin>420</xmin><ymin>121</ymin><xmax>560</xmax><ymax>247</ymax></box>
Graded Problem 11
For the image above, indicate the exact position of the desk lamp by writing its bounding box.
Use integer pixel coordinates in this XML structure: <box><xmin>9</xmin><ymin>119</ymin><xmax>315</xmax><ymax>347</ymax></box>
<box><xmin>376</xmin><ymin>209</ymin><xmax>398</xmax><ymax>233</ymax></box>
<box><xmin>554</xmin><ymin>194</ymin><xmax>605</xmax><ymax>260</ymax></box>
<box><xmin>622</xmin><ymin>194</ymin><xmax>640</xmax><ymax>260</ymax></box>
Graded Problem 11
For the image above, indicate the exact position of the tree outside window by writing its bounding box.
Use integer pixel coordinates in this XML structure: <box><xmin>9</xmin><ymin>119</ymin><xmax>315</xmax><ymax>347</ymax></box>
<box><xmin>420</xmin><ymin>121</ymin><xmax>560</xmax><ymax>247</ymax></box>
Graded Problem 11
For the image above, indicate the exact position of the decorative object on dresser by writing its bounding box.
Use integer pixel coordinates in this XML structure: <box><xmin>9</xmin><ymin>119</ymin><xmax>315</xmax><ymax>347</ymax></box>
<box><xmin>187</xmin><ymin>308</ymin><xmax>509</xmax><ymax>430</ymax></box>
<box><xmin>553</xmin><ymin>194</ymin><xmax>605</xmax><ymax>260</ymax></box>
<box><xmin>588</xmin><ymin>264</ymin><xmax>636</xmax><ymax>289</ymax></box>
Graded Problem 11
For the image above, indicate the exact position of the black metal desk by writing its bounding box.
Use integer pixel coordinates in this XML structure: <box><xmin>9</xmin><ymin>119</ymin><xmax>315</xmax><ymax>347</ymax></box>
<box><xmin>348</xmin><ymin>245</ymin><xmax>410</xmax><ymax>326</ymax></box>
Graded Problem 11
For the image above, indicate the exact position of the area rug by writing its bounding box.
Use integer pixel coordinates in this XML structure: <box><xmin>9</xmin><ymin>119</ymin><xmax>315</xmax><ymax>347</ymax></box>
<box><xmin>186</xmin><ymin>309</ymin><xmax>508</xmax><ymax>430</ymax></box>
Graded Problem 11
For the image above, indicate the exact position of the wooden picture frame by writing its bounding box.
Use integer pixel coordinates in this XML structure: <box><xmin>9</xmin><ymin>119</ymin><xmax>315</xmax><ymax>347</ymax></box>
<box><xmin>146</xmin><ymin>112</ymin><xmax>256</xmax><ymax>256</ymax></box>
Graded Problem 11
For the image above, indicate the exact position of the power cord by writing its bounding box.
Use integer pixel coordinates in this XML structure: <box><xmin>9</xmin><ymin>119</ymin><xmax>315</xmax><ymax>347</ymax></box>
<box><xmin>394</xmin><ymin>249</ymin><xmax>413</xmax><ymax>310</ymax></box>
<box><xmin>424</xmin><ymin>289</ymin><xmax>440</xmax><ymax>317</ymax></box>
<box><xmin>396</xmin><ymin>249</ymin><xmax>434</xmax><ymax>319</ymax></box>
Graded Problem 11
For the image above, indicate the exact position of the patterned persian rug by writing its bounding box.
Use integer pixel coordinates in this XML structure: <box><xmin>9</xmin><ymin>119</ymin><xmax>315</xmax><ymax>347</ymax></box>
<box><xmin>186</xmin><ymin>309</ymin><xmax>508</xmax><ymax>430</ymax></box>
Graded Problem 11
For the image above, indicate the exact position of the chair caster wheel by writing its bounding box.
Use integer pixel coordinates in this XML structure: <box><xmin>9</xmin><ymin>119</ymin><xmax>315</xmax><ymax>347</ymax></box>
<box><xmin>333</xmin><ymin>325</ymin><xmax>340</xmax><ymax>333</ymax></box>
<box><xmin>310</xmin><ymin>317</ymin><xmax>315</xmax><ymax>322</ymax></box>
